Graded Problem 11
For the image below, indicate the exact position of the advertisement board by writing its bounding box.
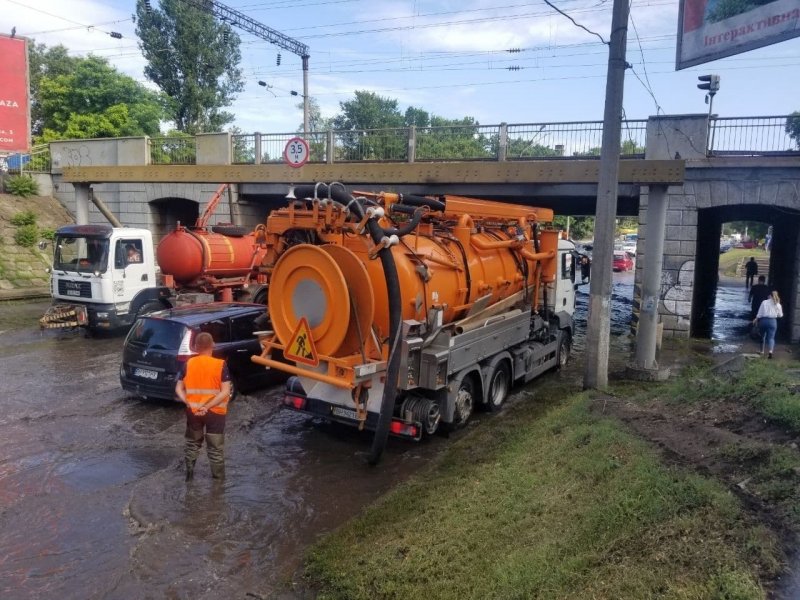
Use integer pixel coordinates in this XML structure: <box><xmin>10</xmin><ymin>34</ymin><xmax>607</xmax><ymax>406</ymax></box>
<box><xmin>0</xmin><ymin>34</ymin><xmax>31</xmax><ymax>153</ymax></box>
<box><xmin>677</xmin><ymin>0</ymin><xmax>800</xmax><ymax>70</ymax></box>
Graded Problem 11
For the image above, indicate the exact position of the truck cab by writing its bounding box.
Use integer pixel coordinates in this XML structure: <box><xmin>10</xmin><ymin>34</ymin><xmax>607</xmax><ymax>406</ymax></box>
<box><xmin>44</xmin><ymin>224</ymin><xmax>164</xmax><ymax>332</ymax></box>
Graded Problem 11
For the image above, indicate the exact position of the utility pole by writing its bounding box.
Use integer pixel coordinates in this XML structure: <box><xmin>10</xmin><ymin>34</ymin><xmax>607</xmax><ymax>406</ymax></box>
<box><xmin>583</xmin><ymin>0</ymin><xmax>630</xmax><ymax>390</ymax></box>
<box><xmin>178</xmin><ymin>0</ymin><xmax>310</xmax><ymax>136</ymax></box>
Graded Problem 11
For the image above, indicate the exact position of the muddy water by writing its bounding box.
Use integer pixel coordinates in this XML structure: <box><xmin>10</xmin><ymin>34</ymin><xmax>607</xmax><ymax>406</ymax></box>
<box><xmin>0</xmin><ymin>300</ymin><xmax>444</xmax><ymax>599</ymax></box>
<box><xmin>0</xmin><ymin>276</ymin><xmax>639</xmax><ymax>599</ymax></box>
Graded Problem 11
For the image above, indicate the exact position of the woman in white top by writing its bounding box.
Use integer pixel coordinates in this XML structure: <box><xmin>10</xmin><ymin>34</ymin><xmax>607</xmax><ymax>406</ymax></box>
<box><xmin>753</xmin><ymin>290</ymin><xmax>783</xmax><ymax>358</ymax></box>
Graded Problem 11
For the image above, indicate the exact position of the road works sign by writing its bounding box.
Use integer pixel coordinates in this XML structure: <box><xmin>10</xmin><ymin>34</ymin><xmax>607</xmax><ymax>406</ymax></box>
<box><xmin>284</xmin><ymin>316</ymin><xmax>319</xmax><ymax>366</ymax></box>
<box><xmin>677</xmin><ymin>0</ymin><xmax>800</xmax><ymax>69</ymax></box>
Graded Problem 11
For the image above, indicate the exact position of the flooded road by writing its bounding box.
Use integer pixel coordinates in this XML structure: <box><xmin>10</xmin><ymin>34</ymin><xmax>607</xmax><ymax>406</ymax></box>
<box><xmin>0</xmin><ymin>300</ymin><xmax>445</xmax><ymax>599</ymax></box>
<box><xmin>0</xmin><ymin>274</ymin><xmax>639</xmax><ymax>599</ymax></box>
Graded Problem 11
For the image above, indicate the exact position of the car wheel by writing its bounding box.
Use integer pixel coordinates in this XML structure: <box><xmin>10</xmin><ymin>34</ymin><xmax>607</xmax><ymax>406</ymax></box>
<box><xmin>485</xmin><ymin>362</ymin><xmax>510</xmax><ymax>412</ymax></box>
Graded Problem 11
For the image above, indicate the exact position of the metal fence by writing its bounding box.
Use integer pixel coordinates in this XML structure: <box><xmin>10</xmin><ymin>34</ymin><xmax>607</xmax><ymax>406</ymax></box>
<box><xmin>232</xmin><ymin>132</ymin><xmax>329</xmax><ymax>164</ymax></box>
<box><xmin>149</xmin><ymin>136</ymin><xmax>196</xmax><ymax>165</ymax></box>
<box><xmin>708</xmin><ymin>116</ymin><xmax>799</xmax><ymax>156</ymax></box>
<box><xmin>414</xmin><ymin>124</ymin><xmax>498</xmax><ymax>161</ymax></box>
<box><xmin>506</xmin><ymin>120</ymin><xmax>647</xmax><ymax>159</ymax></box>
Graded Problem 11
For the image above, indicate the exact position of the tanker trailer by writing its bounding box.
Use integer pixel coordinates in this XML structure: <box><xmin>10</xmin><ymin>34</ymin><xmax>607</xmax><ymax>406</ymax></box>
<box><xmin>251</xmin><ymin>183</ymin><xmax>577</xmax><ymax>463</ymax></box>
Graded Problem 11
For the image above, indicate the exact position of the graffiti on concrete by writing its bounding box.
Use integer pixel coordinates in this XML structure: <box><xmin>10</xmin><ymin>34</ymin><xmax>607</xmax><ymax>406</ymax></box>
<box><xmin>64</xmin><ymin>146</ymin><xmax>91</xmax><ymax>167</ymax></box>
<box><xmin>662</xmin><ymin>260</ymin><xmax>694</xmax><ymax>318</ymax></box>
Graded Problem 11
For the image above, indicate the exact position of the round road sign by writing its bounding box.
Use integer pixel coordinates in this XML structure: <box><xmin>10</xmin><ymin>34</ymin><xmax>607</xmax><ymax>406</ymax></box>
<box><xmin>283</xmin><ymin>137</ymin><xmax>309</xmax><ymax>168</ymax></box>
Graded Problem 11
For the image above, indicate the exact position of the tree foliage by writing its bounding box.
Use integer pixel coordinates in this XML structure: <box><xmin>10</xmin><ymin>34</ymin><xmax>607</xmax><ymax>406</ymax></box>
<box><xmin>786</xmin><ymin>112</ymin><xmax>800</xmax><ymax>149</ymax></box>
<box><xmin>28</xmin><ymin>43</ymin><xmax>80</xmax><ymax>136</ymax></box>
<box><xmin>33</xmin><ymin>52</ymin><xmax>164</xmax><ymax>141</ymax></box>
<box><xmin>135</xmin><ymin>0</ymin><xmax>244</xmax><ymax>133</ymax></box>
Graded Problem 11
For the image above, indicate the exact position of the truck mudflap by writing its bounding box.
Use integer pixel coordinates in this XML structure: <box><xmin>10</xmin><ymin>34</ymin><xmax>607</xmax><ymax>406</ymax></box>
<box><xmin>39</xmin><ymin>304</ymin><xmax>89</xmax><ymax>329</ymax></box>
<box><xmin>281</xmin><ymin>380</ymin><xmax>423</xmax><ymax>441</ymax></box>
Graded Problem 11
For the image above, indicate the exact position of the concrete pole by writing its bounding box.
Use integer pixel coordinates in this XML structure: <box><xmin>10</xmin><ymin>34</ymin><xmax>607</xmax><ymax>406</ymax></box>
<box><xmin>302</xmin><ymin>55</ymin><xmax>310</xmax><ymax>138</ymax></box>
<box><xmin>634</xmin><ymin>185</ymin><xmax>668</xmax><ymax>369</ymax></box>
<box><xmin>583</xmin><ymin>0</ymin><xmax>629</xmax><ymax>390</ymax></box>
<box><xmin>75</xmin><ymin>183</ymin><xmax>90</xmax><ymax>225</ymax></box>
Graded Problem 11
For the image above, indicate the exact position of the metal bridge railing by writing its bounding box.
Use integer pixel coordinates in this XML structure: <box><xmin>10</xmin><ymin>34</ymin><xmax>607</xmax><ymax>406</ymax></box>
<box><xmin>506</xmin><ymin>120</ymin><xmax>647</xmax><ymax>159</ymax></box>
<box><xmin>149</xmin><ymin>136</ymin><xmax>196</xmax><ymax>165</ymax></box>
<box><xmin>232</xmin><ymin>132</ymin><xmax>329</xmax><ymax>163</ymax></box>
<box><xmin>708</xmin><ymin>116</ymin><xmax>800</xmax><ymax>156</ymax></box>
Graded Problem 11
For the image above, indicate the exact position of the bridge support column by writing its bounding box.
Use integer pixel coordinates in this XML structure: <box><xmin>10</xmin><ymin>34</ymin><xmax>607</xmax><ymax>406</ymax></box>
<box><xmin>75</xmin><ymin>183</ymin><xmax>90</xmax><ymax>225</ymax></box>
<box><xmin>631</xmin><ymin>184</ymin><xmax>670</xmax><ymax>379</ymax></box>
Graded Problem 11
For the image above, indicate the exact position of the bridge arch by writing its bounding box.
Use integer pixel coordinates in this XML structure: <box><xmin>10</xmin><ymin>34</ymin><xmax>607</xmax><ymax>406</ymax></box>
<box><xmin>148</xmin><ymin>197</ymin><xmax>199</xmax><ymax>244</ymax></box>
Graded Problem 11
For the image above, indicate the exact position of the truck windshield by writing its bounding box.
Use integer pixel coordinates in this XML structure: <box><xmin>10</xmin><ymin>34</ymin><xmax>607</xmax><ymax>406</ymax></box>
<box><xmin>53</xmin><ymin>236</ymin><xmax>110</xmax><ymax>273</ymax></box>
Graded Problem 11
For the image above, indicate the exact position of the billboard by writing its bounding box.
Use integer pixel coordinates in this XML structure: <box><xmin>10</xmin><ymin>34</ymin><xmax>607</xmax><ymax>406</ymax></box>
<box><xmin>0</xmin><ymin>34</ymin><xmax>30</xmax><ymax>153</ymax></box>
<box><xmin>677</xmin><ymin>0</ymin><xmax>800</xmax><ymax>69</ymax></box>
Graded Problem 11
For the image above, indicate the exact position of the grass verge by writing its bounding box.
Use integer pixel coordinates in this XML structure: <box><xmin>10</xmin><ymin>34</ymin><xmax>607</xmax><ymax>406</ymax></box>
<box><xmin>305</xmin><ymin>381</ymin><xmax>777</xmax><ymax>599</ymax></box>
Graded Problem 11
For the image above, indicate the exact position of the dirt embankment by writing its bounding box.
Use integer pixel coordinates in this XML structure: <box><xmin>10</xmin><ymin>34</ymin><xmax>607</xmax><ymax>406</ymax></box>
<box><xmin>593</xmin><ymin>356</ymin><xmax>800</xmax><ymax>597</ymax></box>
<box><xmin>0</xmin><ymin>193</ymin><xmax>73</xmax><ymax>297</ymax></box>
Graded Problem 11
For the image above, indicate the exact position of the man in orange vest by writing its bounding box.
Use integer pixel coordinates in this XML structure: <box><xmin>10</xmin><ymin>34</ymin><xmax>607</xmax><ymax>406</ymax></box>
<box><xmin>175</xmin><ymin>332</ymin><xmax>232</xmax><ymax>481</ymax></box>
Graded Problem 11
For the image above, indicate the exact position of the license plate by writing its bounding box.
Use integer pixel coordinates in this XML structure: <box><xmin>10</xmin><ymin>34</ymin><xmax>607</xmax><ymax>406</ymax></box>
<box><xmin>331</xmin><ymin>406</ymin><xmax>358</xmax><ymax>420</ymax></box>
<box><xmin>66</xmin><ymin>290</ymin><xmax>81</xmax><ymax>296</ymax></box>
<box><xmin>134</xmin><ymin>367</ymin><xmax>158</xmax><ymax>380</ymax></box>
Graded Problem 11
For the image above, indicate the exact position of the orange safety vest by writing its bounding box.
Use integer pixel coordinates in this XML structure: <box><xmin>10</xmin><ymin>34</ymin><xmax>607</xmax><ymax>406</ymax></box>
<box><xmin>184</xmin><ymin>355</ymin><xmax>229</xmax><ymax>415</ymax></box>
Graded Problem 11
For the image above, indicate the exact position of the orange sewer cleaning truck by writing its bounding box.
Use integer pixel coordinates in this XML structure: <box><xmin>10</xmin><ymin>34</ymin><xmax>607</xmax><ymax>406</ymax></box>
<box><xmin>250</xmin><ymin>182</ymin><xmax>579</xmax><ymax>463</ymax></box>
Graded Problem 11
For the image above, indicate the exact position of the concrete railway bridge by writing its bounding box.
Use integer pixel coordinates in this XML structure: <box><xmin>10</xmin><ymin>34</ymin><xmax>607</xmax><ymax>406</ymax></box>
<box><xmin>30</xmin><ymin>114</ymin><xmax>800</xmax><ymax>342</ymax></box>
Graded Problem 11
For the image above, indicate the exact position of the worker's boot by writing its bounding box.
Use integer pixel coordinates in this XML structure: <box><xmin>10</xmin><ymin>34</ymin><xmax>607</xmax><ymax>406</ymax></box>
<box><xmin>184</xmin><ymin>427</ymin><xmax>204</xmax><ymax>481</ymax></box>
<box><xmin>206</xmin><ymin>433</ymin><xmax>226</xmax><ymax>480</ymax></box>
<box><xmin>185</xmin><ymin>458</ymin><xmax>196</xmax><ymax>481</ymax></box>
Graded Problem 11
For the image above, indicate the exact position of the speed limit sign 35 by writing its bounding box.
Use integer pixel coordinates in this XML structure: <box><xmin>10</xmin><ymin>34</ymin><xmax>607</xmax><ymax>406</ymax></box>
<box><xmin>284</xmin><ymin>137</ymin><xmax>309</xmax><ymax>168</ymax></box>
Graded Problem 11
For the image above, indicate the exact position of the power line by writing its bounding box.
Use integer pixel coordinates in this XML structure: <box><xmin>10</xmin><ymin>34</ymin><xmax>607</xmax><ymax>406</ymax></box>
<box><xmin>541</xmin><ymin>0</ymin><xmax>608</xmax><ymax>45</ymax></box>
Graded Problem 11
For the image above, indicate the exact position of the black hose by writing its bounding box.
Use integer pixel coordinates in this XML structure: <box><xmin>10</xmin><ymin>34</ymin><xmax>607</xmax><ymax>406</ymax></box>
<box><xmin>366</xmin><ymin>218</ymin><xmax>402</xmax><ymax>465</ymax></box>
<box><xmin>293</xmin><ymin>183</ymin><xmax>352</xmax><ymax>207</ymax></box>
<box><xmin>400</xmin><ymin>194</ymin><xmax>445</xmax><ymax>213</ymax></box>
<box><xmin>382</xmin><ymin>207</ymin><xmax>426</xmax><ymax>237</ymax></box>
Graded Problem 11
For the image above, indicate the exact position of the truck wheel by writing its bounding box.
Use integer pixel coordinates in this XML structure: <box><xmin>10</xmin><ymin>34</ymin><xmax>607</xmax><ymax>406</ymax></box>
<box><xmin>136</xmin><ymin>301</ymin><xmax>165</xmax><ymax>320</ymax></box>
<box><xmin>485</xmin><ymin>362</ymin><xmax>510</xmax><ymax>412</ymax></box>
<box><xmin>453</xmin><ymin>377</ymin><xmax>475</xmax><ymax>428</ymax></box>
<box><xmin>557</xmin><ymin>332</ymin><xmax>572</xmax><ymax>369</ymax></box>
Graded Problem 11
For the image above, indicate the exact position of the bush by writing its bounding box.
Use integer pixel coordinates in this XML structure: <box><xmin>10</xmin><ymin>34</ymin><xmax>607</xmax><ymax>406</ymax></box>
<box><xmin>5</xmin><ymin>175</ymin><xmax>39</xmax><ymax>197</ymax></box>
<box><xmin>14</xmin><ymin>223</ymin><xmax>39</xmax><ymax>247</ymax></box>
<box><xmin>10</xmin><ymin>210</ymin><xmax>37</xmax><ymax>226</ymax></box>
<box><xmin>40</xmin><ymin>227</ymin><xmax>56</xmax><ymax>241</ymax></box>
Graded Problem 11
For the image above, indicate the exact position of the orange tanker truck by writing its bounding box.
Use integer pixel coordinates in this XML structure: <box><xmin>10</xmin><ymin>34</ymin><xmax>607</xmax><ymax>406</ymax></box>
<box><xmin>250</xmin><ymin>182</ymin><xmax>579</xmax><ymax>463</ymax></box>
<box><xmin>41</xmin><ymin>185</ymin><xmax>269</xmax><ymax>332</ymax></box>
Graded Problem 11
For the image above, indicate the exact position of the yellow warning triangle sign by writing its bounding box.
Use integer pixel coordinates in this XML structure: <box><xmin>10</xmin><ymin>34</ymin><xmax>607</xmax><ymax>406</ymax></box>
<box><xmin>284</xmin><ymin>317</ymin><xmax>319</xmax><ymax>367</ymax></box>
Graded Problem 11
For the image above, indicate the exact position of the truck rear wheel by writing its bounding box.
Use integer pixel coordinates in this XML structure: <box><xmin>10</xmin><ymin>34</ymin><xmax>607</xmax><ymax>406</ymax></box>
<box><xmin>485</xmin><ymin>362</ymin><xmax>510</xmax><ymax>412</ymax></box>
<box><xmin>453</xmin><ymin>376</ymin><xmax>475</xmax><ymax>428</ymax></box>
<box><xmin>557</xmin><ymin>331</ymin><xmax>572</xmax><ymax>369</ymax></box>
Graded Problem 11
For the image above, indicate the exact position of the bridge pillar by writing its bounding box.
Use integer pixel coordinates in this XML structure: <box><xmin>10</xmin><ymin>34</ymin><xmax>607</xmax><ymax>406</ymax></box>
<box><xmin>633</xmin><ymin>184</ymin><xmax>669</xmax><ymax>372</ymax></box>
<box><xmin>74</xmin><ymin>183</ymin><xmax>90</xmax><ymax>225</ymax></box>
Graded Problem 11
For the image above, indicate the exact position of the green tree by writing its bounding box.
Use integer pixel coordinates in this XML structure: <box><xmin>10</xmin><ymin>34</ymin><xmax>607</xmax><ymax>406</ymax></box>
<box><xmin>332</xmin><ymin>91</ymin><xmax>407</xmax><ymax>160</ymax></box>
<box><xmin>786</xmin><ymin>112</ymin><xmax>800</xmax><ymax>149</ymax></box>
<box><xmin>28</xmin><ymin>43</ymin><xmax>80</xmax><ymax>136</ymax></box>
<box><xmin>298</xmin><ymin>98</ymin><xmax>332</xmax><ymax>162</ymax></box>
<box><xmin>554</xmin><ymin>216</ymin><xmax>594</xmax><ymax>240</ymax></box>
<box><xmin>135</xmin><ymin>0</ymin><xmax>244</xmax><ymax>133</ymax></box>
<box><xmin>34</xmin><ymin>55</ymin><xmax>164</xmax><ymax>140</ymax></box>
<box><xmin>416</xmin><ymin>116</ymin><xmax>492</xmax><ymax>160</ymax></box>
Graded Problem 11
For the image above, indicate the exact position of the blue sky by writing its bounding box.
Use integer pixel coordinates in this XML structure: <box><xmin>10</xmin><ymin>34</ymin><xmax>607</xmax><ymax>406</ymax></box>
<box><xmin>5</xmin><ymin>0</ymin><xmax>800</xmax><ymax>134</ymax></box>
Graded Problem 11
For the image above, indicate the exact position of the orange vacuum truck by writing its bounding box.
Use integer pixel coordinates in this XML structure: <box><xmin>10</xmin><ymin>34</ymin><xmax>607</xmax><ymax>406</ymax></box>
<box><xmin>251</xmin><ymin>182</ymin><xmax>579</xmax><ymax>464</ymax></box>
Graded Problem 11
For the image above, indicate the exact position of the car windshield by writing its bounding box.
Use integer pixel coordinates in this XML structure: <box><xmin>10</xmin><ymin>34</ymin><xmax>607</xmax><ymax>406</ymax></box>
<box><xmin>54</xmin><ymin>235</ymin><xmax>110</xmax><ymax>273</ymax></box>
<box><xmin>127</xmin><ymin>318</ymin><xmax>186</xmax><ymax>350</ymax></box>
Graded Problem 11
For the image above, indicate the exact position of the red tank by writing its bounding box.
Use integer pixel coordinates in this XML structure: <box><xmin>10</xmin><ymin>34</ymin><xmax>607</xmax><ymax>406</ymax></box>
<box><xmin>156</xmin><ymin>228</ymin><xmax>264</xmax><ymax>285</ymax></box>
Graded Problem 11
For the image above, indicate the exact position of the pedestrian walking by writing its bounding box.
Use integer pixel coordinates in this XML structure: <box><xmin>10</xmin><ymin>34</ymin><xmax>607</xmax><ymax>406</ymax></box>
<box><xmin>748</xmin><ymin>275</ymin><xmax>770</xmax><ymax>320</ymax></box>
<box><xmin>175</xmin><ymin>332</ymin><xmax>232</xmax><ymax>480</ymax></box>
<box><xmin>580</xmin><ymin>255</ymin><xmax>591</xmax><ymax>283</ymax></box>
<box><xmin>744</xmin><ymin>256</ymin><xmax>758</xmax><ymax>289</ymax></box>
<box><xmin>753</xmin><ymin>291</ymin><xmax>783</xmax><ymax>359</ymax></box>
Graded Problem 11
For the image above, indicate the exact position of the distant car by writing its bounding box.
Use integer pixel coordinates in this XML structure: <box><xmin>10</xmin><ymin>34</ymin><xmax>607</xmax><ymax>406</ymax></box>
<box><xmin>613</xmin><ymin>251</ymin><xmax>634</xmax><ymax>272</ymax></box>
<box><xmin>736</xmin><ymin>240</ymin><xmax>757</xmax><ymax>249</ymax></box>
<box><xmin>120</xmin><ymin>302</ymin><xmax>285</xmax><ymax>401</ymax></box>
<box><xmin>719</xmin><ymin>241</ymin><xmax>732</xmax><ymax>254</ymax></box>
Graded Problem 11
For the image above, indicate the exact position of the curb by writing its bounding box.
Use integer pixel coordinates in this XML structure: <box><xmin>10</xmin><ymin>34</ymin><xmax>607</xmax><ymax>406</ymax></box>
<box><xmin>0</xmin><ymin>288</ymin><xmax>50</xmax><ymax>301</ymax></box>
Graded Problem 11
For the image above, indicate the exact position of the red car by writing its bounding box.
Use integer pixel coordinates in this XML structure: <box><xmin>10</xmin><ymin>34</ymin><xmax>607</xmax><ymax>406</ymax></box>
<box><xmin>613</xmin><ymin>251</ymin><xmax>634</xmax><ymax>272</ymax></box>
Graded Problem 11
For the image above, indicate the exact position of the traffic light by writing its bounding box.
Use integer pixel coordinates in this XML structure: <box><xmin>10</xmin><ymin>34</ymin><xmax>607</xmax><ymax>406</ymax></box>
<box><xmin>697</xmin><ymin>74</ymin><xmax>720</xmax><ymax>94</ymax></box>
